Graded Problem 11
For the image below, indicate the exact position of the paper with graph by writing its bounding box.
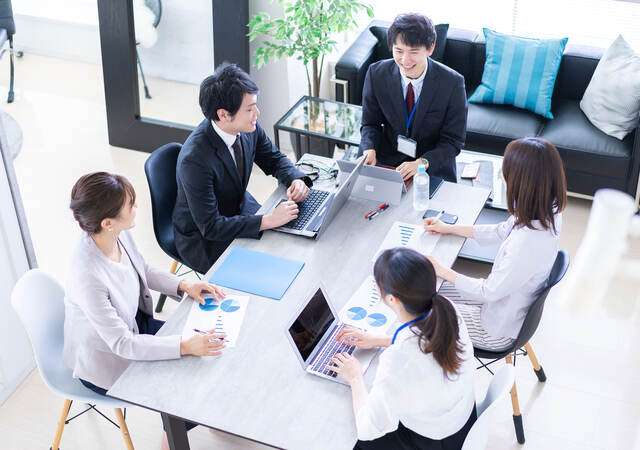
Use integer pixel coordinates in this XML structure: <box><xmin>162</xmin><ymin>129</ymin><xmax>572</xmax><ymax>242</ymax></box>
<box><xmin>181</xmin><ymin>295</ymin><xmax>249</xmax><ymax>348</ymax></box>
<box><xmin>372</xmin><ymin>221</ymin><xmax>440</xmax><ymax>262</ymax></box>
<box><xmin>338</xmin><ymin>276</ymin><xmax>396</xmax><ymax>334</ymax></box>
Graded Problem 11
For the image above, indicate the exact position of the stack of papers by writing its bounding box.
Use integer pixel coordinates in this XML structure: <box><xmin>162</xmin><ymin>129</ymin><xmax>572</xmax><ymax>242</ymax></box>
<box><xmin>338</xmin><ymin>276</ymin><xmax>396</xmax><ymax>334</ymax></box>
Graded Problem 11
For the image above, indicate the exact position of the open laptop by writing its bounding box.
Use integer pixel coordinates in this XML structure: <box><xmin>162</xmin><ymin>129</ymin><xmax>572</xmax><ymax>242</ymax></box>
<box><xmin>272</xmin><ymin>157</ymin><xmax>364</xmax><ymax>238</ymax></box>
<box><xmin>336</xmin><ymin>159</ymin><xmax>406</xmax><ymax>204</ymax></box>
<box><xmin>337</xmin><ymin>159</ymin><xmax>444</xmax><ymax>203</ymax></box>
<box><xmin>285</xmin><ymin>283</ymin><xmax>375</xmax><ymax>385</ymax></box>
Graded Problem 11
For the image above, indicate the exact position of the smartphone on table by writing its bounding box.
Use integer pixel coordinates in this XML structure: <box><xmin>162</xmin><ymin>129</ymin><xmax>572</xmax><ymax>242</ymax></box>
<box><xmin>422</xmin><ymin>209</ymin><xmax>458</xmax><ymax>225</ymax></box>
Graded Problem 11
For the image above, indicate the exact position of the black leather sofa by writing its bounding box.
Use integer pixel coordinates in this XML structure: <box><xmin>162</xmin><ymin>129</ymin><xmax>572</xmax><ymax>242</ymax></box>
<box><xmin>335</xmin><ymin>21</ymin><xmax>640</xmax><ymax>203</ymax></box>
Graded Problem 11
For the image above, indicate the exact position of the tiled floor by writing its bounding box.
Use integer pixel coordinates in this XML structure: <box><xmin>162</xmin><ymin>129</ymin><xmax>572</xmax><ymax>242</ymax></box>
<box><xmin>1</xmin><ymin>53</ymin><xmax>639</xmax><ymax>450</ymax></box>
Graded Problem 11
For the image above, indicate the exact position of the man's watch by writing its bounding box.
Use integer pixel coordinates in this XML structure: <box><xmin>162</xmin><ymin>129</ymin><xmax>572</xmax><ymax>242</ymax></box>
<box><xmin>420</xmin><ymin>156</ymin><xmax>429</xmax><ymax>168</ymax></box>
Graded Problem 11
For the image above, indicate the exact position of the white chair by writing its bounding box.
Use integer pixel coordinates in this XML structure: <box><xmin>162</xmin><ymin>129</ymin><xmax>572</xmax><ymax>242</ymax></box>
<box><xmin>462</xmin><ymin>365</ymin><xmax>516</xmax><ymax>450</ymax></box>
<box><xmin>11</xmin><ymin>269</ymin><xmax>134</xmax><ymax>450</ymax></box>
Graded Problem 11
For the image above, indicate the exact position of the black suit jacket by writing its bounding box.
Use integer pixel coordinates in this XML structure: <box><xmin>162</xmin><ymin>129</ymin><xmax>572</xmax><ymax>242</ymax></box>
<box><xmin>359</xmin><ymin>58</ymin><xmax>468</xmax><ymax>181</ymax></box>
<box><xmin>173</xmin><ymin>119</ymin><xmax>307</xmax><ymax>274</ymax></box>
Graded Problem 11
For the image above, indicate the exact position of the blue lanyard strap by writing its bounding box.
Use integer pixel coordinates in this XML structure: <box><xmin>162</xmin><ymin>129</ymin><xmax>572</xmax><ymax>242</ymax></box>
<box><xmin>404</xmin><ymin>96</ymin><xmax>419</xmax><ymax>135</ymax></box>
<box><xmin>392</xmin><ymin>311</ymin><xmax>429</xmax><ymax>345</ymax></box>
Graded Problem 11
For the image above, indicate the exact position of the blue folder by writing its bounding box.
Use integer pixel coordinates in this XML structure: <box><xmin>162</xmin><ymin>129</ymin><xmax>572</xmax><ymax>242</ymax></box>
<box><xmin>209</xmin><ymin>247</ymin><xmax>305</xmax><ymax>300</ymax></box>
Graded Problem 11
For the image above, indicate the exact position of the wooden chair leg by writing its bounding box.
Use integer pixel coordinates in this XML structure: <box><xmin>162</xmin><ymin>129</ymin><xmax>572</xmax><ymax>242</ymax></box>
<box><xmin>51</xmin><ymin>399</ymin><xmax>72</xmax><ymax>450</ymax></box>
<box><xmin>114</xmin><ymin>408</ymin><xmax>134</xmax><ymax>450</ymax></box>
<box><xmin>505</xmin><ymin>354</ymin><xmax>525</xmax><ymax>444</ymax></box>
<box><xmin>524</xmin><ymin>342</ymin><xmax>547</xmax><ymax>382</ymax></box>
<box><xmin>155</xmin><ymin>260</ymin><xmax>179</xmax><ymax>313</ymax></box>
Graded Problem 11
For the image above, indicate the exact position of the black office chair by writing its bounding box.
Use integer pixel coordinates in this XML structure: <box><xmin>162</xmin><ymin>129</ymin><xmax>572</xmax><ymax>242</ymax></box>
<box><xmin>0</xmin><ymin>0</ymin><xmax>18</xmax><ymax>103</ymax></box>
<box><xmin>474</xmin><ymin>250</ymin><xmax>570</xmax><ymax>444</ymax></box>
<box><xmin>144</xmin><ymin>142</ymin><xmax>199</xmax><ymax>313</ymax></box>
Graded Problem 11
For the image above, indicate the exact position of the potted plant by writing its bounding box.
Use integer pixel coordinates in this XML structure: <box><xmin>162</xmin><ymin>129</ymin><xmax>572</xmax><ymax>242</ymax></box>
<box><xmin>248</xmin><ymin>0</ymin><xmax>374</xmax><ymax>99</ymax></box>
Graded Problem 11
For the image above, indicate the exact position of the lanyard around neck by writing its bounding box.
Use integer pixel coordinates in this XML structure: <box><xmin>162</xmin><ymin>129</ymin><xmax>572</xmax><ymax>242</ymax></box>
<box><xmin>403</xmin><ymin>86</ymin><xmax>419</xmax><ymax>136</ymax></box>
<box><xmin>392</xmin><ymin>311</ymin><xmax>429</xmax><ymax>345</ymax></box>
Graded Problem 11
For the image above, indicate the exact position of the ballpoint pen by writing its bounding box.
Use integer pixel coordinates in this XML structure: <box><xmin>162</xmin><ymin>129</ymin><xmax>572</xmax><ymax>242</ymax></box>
<box><xmin>365</xmin><ymin>203</ymin><xmax>389</xmax><ymax>220</ymax></box>
<box><xmin>193</xmin><ymin>328</ymin><xmax>229</xmax><ymax>342</ymax></box>
<box><xmin>433</xmin><ymin>210</ymin><xmax>445</xmax><ymax>222</ymax></box>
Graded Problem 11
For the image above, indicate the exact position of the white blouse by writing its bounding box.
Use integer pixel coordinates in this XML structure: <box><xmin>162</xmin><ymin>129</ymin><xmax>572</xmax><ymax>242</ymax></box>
<box><xmin>355</xmin><ymin>305</ymin><xmax>476</xmax><ymax>441</ymax></box>
<box><xmin>455</xmin><ymin>214</ymin><xmax>561</xmax><ymax>339</ymax></box>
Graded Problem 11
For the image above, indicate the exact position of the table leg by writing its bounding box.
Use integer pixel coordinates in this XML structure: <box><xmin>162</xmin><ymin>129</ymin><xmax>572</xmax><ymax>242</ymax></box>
<box><xmin>274</xmin><ymin>126</ymin><xmax>280</xmax><ymax>150</ymax></box>
<box><xmin>295</xmin><ymin>133</ymin><xmax>302</xmax><ymax>160</ymax></box>
<box><xmin>161</xmin><ymin>413</ymin><xmax>190</xmax><ymax>450</ymax></box>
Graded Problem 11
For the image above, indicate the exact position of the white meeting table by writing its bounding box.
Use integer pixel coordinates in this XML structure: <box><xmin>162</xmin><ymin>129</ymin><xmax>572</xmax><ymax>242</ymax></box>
<box><xmin>108</xmin><ymin>156</ymin><xmax>490</xmax><ymax>450</ymax></box>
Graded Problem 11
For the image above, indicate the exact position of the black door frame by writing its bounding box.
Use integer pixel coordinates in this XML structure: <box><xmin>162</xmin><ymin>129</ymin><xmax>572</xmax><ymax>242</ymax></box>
<box><xmin>97</xmin><ymin>0</ymin><xmax>249</xmax><ymax>152</ymax></box>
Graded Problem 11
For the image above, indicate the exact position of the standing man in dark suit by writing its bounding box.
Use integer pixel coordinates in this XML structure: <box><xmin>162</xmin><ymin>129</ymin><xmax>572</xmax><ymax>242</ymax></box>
<box><xmin>173</xmin><ymin>64</ymin><xmax>311</xmax><ymax>274</ymax></box>
<box><xmin>359</xmin><ymin>13</ymin><xmax>467</xmax><ymax>182</ymax></box>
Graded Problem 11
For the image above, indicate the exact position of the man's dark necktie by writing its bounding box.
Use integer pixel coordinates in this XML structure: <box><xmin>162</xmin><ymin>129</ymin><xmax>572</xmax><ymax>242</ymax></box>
<box><xmin>232</xmin><ymin>136</ymin><xmax>245</xmax><ymax>185</ymax></box>
<box><xmin>406</xmin><ymin>82</ymin><xmax>415</xmax><ymax>114</ymax></box>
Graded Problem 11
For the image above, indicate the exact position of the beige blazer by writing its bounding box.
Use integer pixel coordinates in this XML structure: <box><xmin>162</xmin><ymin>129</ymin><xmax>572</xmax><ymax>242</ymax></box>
<box><xmin>63</xmin><ymin>230</ymin><xmax>182</xmax><ymax>389</ymax></box>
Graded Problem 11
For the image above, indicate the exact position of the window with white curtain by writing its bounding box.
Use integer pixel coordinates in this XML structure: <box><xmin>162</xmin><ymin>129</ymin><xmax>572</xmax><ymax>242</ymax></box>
<box><xmin>350</xmin><ymin>0</ymin><xmax>640</xmax><ymax>50</ymax></box>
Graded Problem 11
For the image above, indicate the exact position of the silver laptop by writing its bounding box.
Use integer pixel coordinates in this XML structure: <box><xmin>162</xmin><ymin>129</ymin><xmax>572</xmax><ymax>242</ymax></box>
<box><xmin>285</xmin><ymin>283</ymin><xmax>375</xmax><ymax>385</ymax></box>
<box><xmin>272</xmin><ymin>157</ymin><xmax>364</xmax><ymax>238</ymax></box>
<box><xmin>336</xmin><ymin>159</ymin><xmax>406</xmax><ymax>205</ymax></box>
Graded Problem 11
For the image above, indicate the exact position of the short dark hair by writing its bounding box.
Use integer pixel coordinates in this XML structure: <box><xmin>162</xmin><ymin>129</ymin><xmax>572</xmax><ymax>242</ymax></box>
<box><xmin>70</xmin><ymin>172</ymin><xmax>136</xmax><ymax>234</ymax></box>
<box><xmin>502</xmin><ymin>137</ymin><xmax>567</xmax><ymax>234</ymax></box>
<box><xmin>374</xmin><ymin>248</ymin><xmax>464</xmax><ymax>377</ymax></box>
<box><xmin>387</xmin><ymin>13</ymin><xmax>437</xmax><ymax>51</ymax></box>
<box><xmin>199</xmin><ymin>63</ymin><xmax>259</xmax><ymax>121</ymax></box>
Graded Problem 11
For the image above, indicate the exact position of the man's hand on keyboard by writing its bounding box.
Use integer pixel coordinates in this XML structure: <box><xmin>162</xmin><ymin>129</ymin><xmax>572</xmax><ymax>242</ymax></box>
<box><xmin>326</xmin><ymin>352</ymin><xmax>363</xmax><ymax>384</ymax></box>
<box><xmin>286</xmin><ymin>179</ymin><xmax>310</xmax><ymax>203</ymax></box>
<box><xmin>337</xmin><ymin>327</ymin><xmax>391</xmax><ymax>349</ymax></box>
<box><xmin>261</xmin><ymin>200</ymin><xmax>299</xmax><ymax>230</ymax></box>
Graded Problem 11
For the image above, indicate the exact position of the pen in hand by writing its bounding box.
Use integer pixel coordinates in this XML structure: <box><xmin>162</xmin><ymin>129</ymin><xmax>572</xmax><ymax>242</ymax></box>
<box><xmin>193</xmin><ymin>328</ymin><xmax>229</xmax><ymax>342</ymax></box>
<box><xmin>433</xmin><ymin>210</ymin><xmax>445</xmax><ymax>222</ymax></box>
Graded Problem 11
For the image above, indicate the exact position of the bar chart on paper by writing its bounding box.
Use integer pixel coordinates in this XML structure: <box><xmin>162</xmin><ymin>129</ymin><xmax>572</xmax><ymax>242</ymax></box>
<box><xmin>372</xmin><ymin>221</ymin><xmax>439</xmax><ymax>262</ymax></box>
<box><xmin>182</xmin><ymin>295</ymin><xmax>249</xmax><ymax>347</ymax></box>
<box><xmin>339</xmin><ymin>276</ymin><xmax>395</xmax><ymax>334</ymax></box>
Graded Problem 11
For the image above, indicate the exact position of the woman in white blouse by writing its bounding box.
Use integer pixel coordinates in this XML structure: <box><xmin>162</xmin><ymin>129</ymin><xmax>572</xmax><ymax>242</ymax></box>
<box><xmin>426</xmin><ymin>137</ymin><xmax>567</xmax><ymax>350</ymax></box>
<box><xmin>64</xmin><ymin>172</ymin><xmax>226</xmax><ymax>445</ymax></box>
<box><xmin>329</xmin><ymin>248</ymin><xmax>477</xmax><ymax>449</ymax></box>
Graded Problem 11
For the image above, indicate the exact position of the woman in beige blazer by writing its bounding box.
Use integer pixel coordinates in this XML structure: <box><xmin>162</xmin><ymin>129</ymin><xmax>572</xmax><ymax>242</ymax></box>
<box><xmin>63</xmin><ymin>172</ymin><xmax>225</xmax><ymax>442</ymax></box>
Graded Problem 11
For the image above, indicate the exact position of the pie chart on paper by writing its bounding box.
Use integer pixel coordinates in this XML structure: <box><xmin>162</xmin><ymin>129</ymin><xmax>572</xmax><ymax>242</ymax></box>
<box><xmin>367</xmin><ymin>313</ymin><xmax>387</xmax><ymax>327</ymax></box>
<box><xmin>199</xmin><ymin>298</ymin><xmax>219</xmax><ymax>311</ymax></box>
<box><xmin>346</xmin><ymin>306</ymin><xmax>367</xmax><ymax>321</ymax></box>
<box><xmin>220</xmin><ymin>299</ymin><xmax>241</xmax><ymax>313</ymax></box>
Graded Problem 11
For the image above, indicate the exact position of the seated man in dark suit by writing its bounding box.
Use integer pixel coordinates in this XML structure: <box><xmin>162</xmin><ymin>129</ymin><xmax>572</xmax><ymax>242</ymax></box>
<box><xmin>173</xmin><ymin>64</ymin><xmax>311</xmax><ymax>274</ymax></box>
<box><xmin>359</xmin><ymin>13</ymin><xmax>467</xmax><ymax>182</ymax></box>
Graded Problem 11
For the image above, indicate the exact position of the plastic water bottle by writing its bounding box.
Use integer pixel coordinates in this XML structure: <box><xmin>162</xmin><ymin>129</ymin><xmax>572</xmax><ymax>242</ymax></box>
<box><xmin>413</xmin><ymin>164</ymin><xmax>430</xmax><ymax>211</ymax></box>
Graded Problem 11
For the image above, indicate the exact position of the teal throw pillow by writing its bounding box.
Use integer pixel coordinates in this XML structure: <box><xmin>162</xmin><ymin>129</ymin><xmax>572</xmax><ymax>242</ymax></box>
<box><xmin>469</xmin><ymin>28</ymin><xmax>568</xmax><ymax>119</ymax></box>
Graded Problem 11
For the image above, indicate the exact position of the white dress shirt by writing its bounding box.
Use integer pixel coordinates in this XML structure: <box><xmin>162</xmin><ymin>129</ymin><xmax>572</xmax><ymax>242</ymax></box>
<box><xmin>211</xmin><ymin>120</ymin><xmax>240</xmax><ymax>166</ymax></box>
<box><xmin>355</xmin><ymin>303</ymin><xmax>476</xmax><ymax>441</ymax></box>
<box><xmin>455</xmin><ymin>214</ymin><xmax>562</xmax><ymax>339</ymax></box>
<box><xmin>400</xmin><ymin>59</ymin><xmax>428</xmax><ymax>104</ymax></box>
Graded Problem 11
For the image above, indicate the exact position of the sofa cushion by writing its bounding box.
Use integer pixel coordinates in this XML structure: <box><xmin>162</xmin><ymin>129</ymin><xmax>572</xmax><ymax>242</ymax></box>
<box><xmin>465</xmin><ymin>103</ymin><xmax>544</xmax><ymax>155</ymax></box>
<box><xmin>539</xmin><ymin>99</ymin><xmax>633</xmax><ymax>179</ymax></box>
<box><xmin>580</xmin><ymin>35</ymin><xmax>640</xmax><ymax>140</ymax></box>
<box><xmin>369</xmin><ymin>23</ymin><xmax>449</xmax><ymax>63</ymax></box>
<box><xmin>469</xmin><ymin>28</ymin><xmax>568</xmax><ymax>119</ymax></box>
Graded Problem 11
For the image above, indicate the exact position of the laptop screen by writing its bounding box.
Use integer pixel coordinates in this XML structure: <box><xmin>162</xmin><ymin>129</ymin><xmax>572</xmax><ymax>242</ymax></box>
<box><xmin>288</xmin><ymin>288</ymin><xmax>336</xmax><ymax>362</ymax></box>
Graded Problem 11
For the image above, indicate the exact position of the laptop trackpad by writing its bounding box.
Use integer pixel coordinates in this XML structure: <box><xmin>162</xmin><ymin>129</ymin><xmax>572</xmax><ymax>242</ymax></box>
<box><xmin>307</xmin><ymin>195</ymin><xmax>334</xmax><ymax>233</ymax></box>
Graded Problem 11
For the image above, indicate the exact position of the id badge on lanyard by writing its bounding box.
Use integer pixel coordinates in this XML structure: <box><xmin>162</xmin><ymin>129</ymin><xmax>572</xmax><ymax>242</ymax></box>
<box><xmin>398</xmin><ymin>93</ymin><xmax>418</xmax><ymax>158</ymax></box>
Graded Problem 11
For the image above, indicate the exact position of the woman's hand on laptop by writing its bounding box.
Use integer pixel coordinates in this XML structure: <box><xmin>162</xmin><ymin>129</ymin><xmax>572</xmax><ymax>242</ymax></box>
<box><xmin>287</xmin><ymin>179</ymin><xmax>310</xmax><ymax>202</ymax></box>
<box><xmin>337</xmin><ymin>326</ymin><xmax>391</xmax><ymax>349</ymax></box>
<box><xmin>326</xmin><ymin>352</ymin><xmax>363</xmax><ymax>384</ymax></box>
<box><xmin>261</xmin><ymin>201</ymin><xmax>299</xmax><ymax>230</ymax></box>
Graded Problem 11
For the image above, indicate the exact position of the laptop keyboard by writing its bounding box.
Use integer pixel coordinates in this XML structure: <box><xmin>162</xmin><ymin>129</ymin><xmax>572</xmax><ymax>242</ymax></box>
<box><xmin>310</xmin><ymin>323</ymin><xmax>356</xmax><ymax>378</ymax></box>
<box><xmin>279</xmin><ymin>189</ymin><xmax>330</xmax><ymax>231</ymax></box>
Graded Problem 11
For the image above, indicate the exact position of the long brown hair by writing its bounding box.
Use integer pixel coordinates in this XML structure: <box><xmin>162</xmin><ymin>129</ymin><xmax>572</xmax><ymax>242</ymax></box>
<box><xmin>503</xmin><ymin>137</ymin><xmax>567</xmax><ymax>234</ymax></box>
<box><xmin>70</xmin><ymin>172</ymin><xmax>136</xmax><ymax>234</ymax></box>
<box><xmin>373</xmin><ymin>248</ymin><xmax>463</xmax><ymax>377</ymax></box>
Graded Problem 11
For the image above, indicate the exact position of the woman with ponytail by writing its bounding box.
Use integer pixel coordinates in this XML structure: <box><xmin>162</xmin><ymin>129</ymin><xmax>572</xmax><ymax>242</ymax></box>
<box><xmin>328</xmin><ymin>248</ymin><xmax>476</xmax><ymax>449</ymax></box>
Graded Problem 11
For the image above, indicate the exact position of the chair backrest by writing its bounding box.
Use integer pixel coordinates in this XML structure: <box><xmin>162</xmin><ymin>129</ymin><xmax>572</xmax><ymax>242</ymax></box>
<box><xmin>144</xmin><ymin>142</ymin><xmax>181</xmax><ymax>261</ymax></box>
<box><xmin>0</xmin><ymin>0</ymin><xmax>15</xmax><ymax>36</ymax></box>
<box><xmin>462</xmin><ymin>365</ymin><xmax>516</xmax><ymax>450</ymax></box>
<box><xmin>513</xmin><ymin>250</ymin><xmax>570</xmax><ymax>349</ymax></box>
<box><xmin>10</xmin><ymin>269</ymin><xmax>71</xmax><ymax>395</ymax></box>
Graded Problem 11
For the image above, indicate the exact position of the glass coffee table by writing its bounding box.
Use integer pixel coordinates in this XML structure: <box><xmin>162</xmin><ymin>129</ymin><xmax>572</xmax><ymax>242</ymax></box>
<box><xmin>273</xmin><ymin>96</ymin><xmax>362</xmax><ymax>159</ymax></box>
<box><xmin>456</xmin><ymin>150</ymin><xmax>510</xmax><ymax>262</ymax></box>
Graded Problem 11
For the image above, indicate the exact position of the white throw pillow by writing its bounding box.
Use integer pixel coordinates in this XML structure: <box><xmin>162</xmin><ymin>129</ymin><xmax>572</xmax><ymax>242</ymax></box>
<box><xmin>580</xmin><ymin>35</ymin><xmax>640</xmax><ymax>140</ymax></box>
